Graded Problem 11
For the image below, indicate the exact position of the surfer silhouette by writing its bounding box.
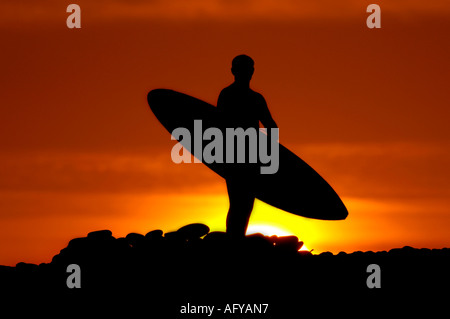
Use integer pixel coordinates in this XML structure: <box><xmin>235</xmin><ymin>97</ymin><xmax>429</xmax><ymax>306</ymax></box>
<box><xmin>217</xmin><ymin>55</ymin><xmax>278</xmax><ymax>238</ymax></box>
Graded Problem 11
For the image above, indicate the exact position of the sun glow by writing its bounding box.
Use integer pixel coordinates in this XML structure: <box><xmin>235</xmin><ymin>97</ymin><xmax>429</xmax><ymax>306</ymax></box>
<box><xmin>247</xmin><ymin>224</ymin><xmax>291</xmax><ymax>237</ymax></box>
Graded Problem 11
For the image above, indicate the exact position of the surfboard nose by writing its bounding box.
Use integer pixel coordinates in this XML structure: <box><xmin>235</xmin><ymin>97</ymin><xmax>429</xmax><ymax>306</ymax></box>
<box><xmin>323</xmin><ymin>190</ymin><xmax>349</xmax><ymax>220</ymax></box>
<box><xmin>332</xmin><ymin>202</ymin><xmax>348</xmax><ymax>220</ymax></box>
<box><xmin>312</xmin><ymin>196</ymin><xmax>348</xmax><ymax>220</ymax></box>
<box><xmin>337</xmin><ymin>207</ymin><xmax>349</xmax><ymax>220</ymax></box>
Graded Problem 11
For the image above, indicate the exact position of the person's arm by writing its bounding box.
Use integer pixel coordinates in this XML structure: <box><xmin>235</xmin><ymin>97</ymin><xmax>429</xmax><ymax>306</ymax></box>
<box><xmin>217</xmin><ymin>90</ymin><xmax>226</xmax><ymax>112</ymax></box>
<box><xmin>259</xmin><ymin>95</ymin><xmax>278</xmax><ymax>129</ymax></box>
<box><xmin>217</xmin><ymin>89</ymin><xmax>229</xmax><ymax>129</ymax></box>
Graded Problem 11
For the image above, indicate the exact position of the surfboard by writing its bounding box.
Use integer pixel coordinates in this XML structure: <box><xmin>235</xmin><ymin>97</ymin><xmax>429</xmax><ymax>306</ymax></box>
<box><xmin>147</xmin><ymin>89</ymin><xmax>348</xmax><ymax>220</ymax></box>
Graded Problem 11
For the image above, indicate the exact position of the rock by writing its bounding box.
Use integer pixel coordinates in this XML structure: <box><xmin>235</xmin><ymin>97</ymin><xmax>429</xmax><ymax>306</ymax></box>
<box><xmin>163</xmin><ymin>231</ymin><xmax>185</xmax><ymax>250</ymax></box>
<box><xmin>247</xmin><ymin>233</ymin><xmax>271</xmax><ymax>243</ymax></box>
<box><xmin>203</xmin><ymin>231</ymin><xmax>228</xmax><ymax>242</ymax></box>
<box><xmin>350</xmin><ymin>251</ymin><xmax>364</xmax><ymax>257</ymax></box>
<box><xmin>388</xmin><ymin>248</ymin><xmax>404</xmax><ymax>255</ymax></box>
<box><xmin>245</xmin><ymin>233</ymin><xmax>273</xmax><ymax>250</ymax></box>
<box><xmin>164</xmin><ymin>231</ymin><xmax>181</xmax><ymax>240</ymax></box>
<box><xmin>87</xmin><ymin>229</ymin><xmax>113</xmax><ymax>240</ymax></box>
<box><xmin>419</xmin><ymin>248</ymin><xmax>432</xmax><ymax>257</ymax></box>
<box><xmin>319</xmin><ymin>251</ymin><xmax>334</xmax><ymax>257</ymax></box>
<box><xmin>0</xmin><ymin>265</ymin><xmax>14</xmax><ymax>275</ymax></box>
<box><xmin>68</xmin><ymin>237</ymin><xmax>89</xmax><ymax>249</ymax></box>
<box><xmin>116</xmin><ymin>237</ymin><xmax>131</xmax><ymax>249</ymax></box>
<box><xmin>268</xmin><ymin>235</ymin><xmax>278</xmax><ymax>245</ymax></box>
<box><xmin>375</xmin><ymin>250</ymin><xmax>388</xmax><ymax>257</ymax></box>
<box><xmin>177</xmin><ymin>223</ymin><xmax>210</xmax><ymax>240</ymax></box>
<box><xmin>16</xmin><ymin>262</ymin><xmax>38</xmax><ymax>272</ymax></box>
<box><xmin>276</xmin><ymin>235</ymin><xmax>298</xmax><ymax>244</ymax></box>
<box><xmin>275</xmin><ymin>235</ymin><xmax>301</xmax><ymax>251</ymax></box>
<box><xmin>389</xmin><ymin>246</ymin><xmax>416</xmax><ymax>256</ymax></box>
<box><xmin>113</xmin><ymin>237</ymin><xmax>132</xmax><ymax>259</ymax></box>
<box><xmin>247</xmin><ymin>232</ymin><xmax>265</xmax><ymax>239</ymax></box>
<box><xmin>126</xmin><ymin>233</ymin><xmax>145</xmax><ymax>247</ymax></box>
<box><xmin>298</xmin><ymin>250</ymin><xmax>313</xmax><ymax>257</ymax></box>
<box><xmin>145</xmin><ymin>229</ymin><xmax>163</xmax><ymax>241</ymax></box>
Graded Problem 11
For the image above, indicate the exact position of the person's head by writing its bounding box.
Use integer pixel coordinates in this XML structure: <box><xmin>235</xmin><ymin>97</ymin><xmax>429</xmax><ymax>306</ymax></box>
<box><xmin>231</xmin><ymin>55</ymin><xmax>254</xmax><ymax>83</ymax></box>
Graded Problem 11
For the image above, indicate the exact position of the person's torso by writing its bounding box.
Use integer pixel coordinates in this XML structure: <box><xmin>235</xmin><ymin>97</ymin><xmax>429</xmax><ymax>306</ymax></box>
<box><xmin>221</xmin><ymin>86</ymin><xmax>261</xmax><ymax>130</ymax></box>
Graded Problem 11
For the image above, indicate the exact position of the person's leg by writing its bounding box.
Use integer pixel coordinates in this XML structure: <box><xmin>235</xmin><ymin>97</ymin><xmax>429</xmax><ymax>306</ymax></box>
<box><xmin>225</xmin><ymin>178</ymin><xmax>255</xmax><ymax>238</ymax></box>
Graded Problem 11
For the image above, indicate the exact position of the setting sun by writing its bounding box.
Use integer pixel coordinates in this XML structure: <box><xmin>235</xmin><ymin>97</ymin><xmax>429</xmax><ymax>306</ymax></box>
<box><xmin>247</xmin><ymin>224</ymin><xmax>291</xmax><ymax>237</ymax></box>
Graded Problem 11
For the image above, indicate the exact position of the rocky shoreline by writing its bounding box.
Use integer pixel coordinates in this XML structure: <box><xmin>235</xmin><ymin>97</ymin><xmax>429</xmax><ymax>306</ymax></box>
<box><xmin>1</xmin><ymin>223</ymin><xmax>449</xmax><ymax>316</ymax></box>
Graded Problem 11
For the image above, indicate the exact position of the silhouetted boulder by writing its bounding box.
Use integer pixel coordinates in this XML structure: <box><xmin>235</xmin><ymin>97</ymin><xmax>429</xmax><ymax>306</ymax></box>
<box><xmin>116</xmin><ymin>237</ymin><xmax>130</xmax><ymax>247</ymax></box>
<box><xmin>268</xmin><ymin>235</ymin><xmax>278</xmax><ymax>244</ymax></box>
<box><xmin>203</xmin><ymin>231</ymin><xmax>228</xmax><ymax>252</ymax></box>
<box><xmin>125</xmin><ymin>233</ymin><xmax>145</xmax><ymax>247</ymax></box>
<box><xmin>203</xmin><ymin>231</ymin><xmax>227</xmax><ymax>242</ymax></box>
<box><xmin>176</xmin><ymin>223</ymin><xmax>210</xmax><ymax>240</ymax></box>
<box><xmin>350</xmin><ymin>251</ymin><xmax>364</xmax><ymax>257</ymax></box>
<box><xmin>16</xmin><ymin>262</ymin><xmax>38</xmax><ymax>272</ymax></box>
<box><xmin>0</xmin><ymin>265</ymin><xmax>13</xmax><ymax>273</ymax></box>
<box><xmin>68</xmin><ymin>237</ymin><xmax>89</xmax><ymax>250</ymax></box>
<box><xmin>298</xmin><ymin>250</ymin><xmax>313</xmax><ymax>257</ymax></box>
<box><xmin>319</xmin><ymin>251</ymin><xmax>334</xmax><ymax>257</ymax></box>
<box><xmin>164</xmin><ymin>231</ymin><xmax>181</xmax><ymax>240</ymax></box>
<box><xmin>246</xmin><ymin>233</ymin><xmax>273</xmax><ymax>249</ymax></box>
<box><xmin>418</xmin><ymin>248</ymin><xmax>432</xmax><ymax>257</ymax></box>
<box><xmin>145</xmin><ymin>229</ymin><xmax>163</xmax><ymax>241</ymax></box>
<box><xmin>88</xmin><ymin>229</ymin><xmax>113</xmax><ymax>240</ymax></box>
<box><xmin>274</xmin><ymin>235</ymin><xmax>303</xmax><ymax>251</ymax></box>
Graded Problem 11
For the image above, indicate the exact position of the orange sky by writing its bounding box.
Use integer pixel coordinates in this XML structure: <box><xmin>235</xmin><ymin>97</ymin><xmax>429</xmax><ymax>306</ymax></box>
<box><xmin>1</xmin><ymin>1</ymin><xmax>449</xmax><ymax>265</ymax></box>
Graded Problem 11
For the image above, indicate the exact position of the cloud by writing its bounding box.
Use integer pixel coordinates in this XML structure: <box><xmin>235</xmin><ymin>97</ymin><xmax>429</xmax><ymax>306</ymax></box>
<box><xmin>2</xmin><ymin>140</ymin><xmax>450</xmax><ymax>201</ymax></box>
<box><xmin>0</xmin><ymin>151</ymin><xmax>220</xmax><ymax>194</ymax></box>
